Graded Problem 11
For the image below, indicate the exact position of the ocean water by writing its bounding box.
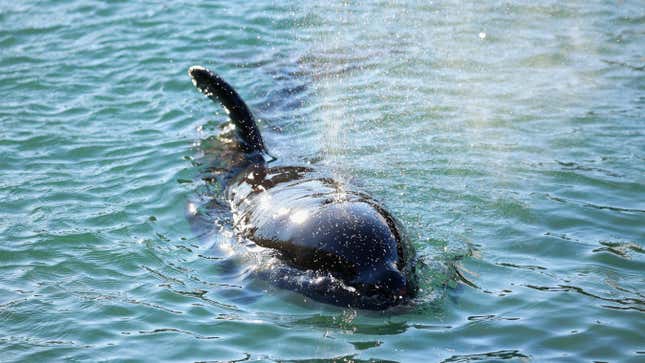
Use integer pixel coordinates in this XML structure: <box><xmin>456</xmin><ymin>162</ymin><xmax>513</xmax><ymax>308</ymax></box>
<box><xmin>1</xmin><ymin>1</ymin><xmax>643</xmax><ymax>362</ymax></box>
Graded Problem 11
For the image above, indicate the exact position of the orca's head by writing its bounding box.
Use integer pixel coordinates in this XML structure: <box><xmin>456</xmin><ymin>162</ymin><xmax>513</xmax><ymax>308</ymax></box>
<box><xmin>290</xmin><ymin>201</ymin><xmax>416</xmax><ymax>309</ymax></box>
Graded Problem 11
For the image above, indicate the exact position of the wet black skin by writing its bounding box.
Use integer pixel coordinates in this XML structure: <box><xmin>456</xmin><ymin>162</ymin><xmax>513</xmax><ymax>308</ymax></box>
<box><xmin>188</xmin><ymin>66</ymin><xmax>417</xmax><ymax>309</ymax></box>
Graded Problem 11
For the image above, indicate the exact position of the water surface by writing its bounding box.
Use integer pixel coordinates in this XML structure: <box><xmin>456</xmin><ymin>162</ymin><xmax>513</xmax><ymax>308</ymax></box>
<box><xmin>1</xmin><ymin>1</ymin><xmax>643</xmax><ymax>362</ymax></box>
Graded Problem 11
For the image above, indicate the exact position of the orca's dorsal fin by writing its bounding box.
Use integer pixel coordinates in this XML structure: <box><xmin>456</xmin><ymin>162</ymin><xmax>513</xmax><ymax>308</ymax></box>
<box><xmin>189</xmin><ymin>66</ymin><xmax>265</xmax><ymax>153</ymax></box>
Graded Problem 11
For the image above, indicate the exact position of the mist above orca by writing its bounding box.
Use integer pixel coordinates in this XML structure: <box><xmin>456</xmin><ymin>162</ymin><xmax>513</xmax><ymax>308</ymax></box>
<box><xmin>188</xmin><ymin>65</ymin><xmax>417</xmax><ymax>310</ymax></box>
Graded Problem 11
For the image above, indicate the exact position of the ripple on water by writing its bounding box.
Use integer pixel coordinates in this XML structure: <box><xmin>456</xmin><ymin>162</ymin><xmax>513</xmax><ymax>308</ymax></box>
<box><xmin>1</xmin><ymin>0</ymin><xmax>644</xmax><ymax>362</ymax></box>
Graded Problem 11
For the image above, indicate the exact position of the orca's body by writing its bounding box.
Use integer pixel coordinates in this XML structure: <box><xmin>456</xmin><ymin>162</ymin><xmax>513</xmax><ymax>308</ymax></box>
<box><xmin>189</xmin><ymin>66</ymin><xmax>417</xmax><ymax>309</ymax></box>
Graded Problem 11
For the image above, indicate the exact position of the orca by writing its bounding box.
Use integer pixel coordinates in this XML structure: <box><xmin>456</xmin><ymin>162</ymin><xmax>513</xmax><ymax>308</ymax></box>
<box><xmin>188</xmin><ymin>66</ymin><xmax>417</xmax><ymax>309</ymax></box>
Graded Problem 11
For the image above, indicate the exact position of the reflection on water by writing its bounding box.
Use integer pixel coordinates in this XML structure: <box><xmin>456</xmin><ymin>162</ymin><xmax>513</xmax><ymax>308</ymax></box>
<box><xmin>0</xmin><ymin>0</ymin><xmax>643</xmax><ymax>362</ymax></box>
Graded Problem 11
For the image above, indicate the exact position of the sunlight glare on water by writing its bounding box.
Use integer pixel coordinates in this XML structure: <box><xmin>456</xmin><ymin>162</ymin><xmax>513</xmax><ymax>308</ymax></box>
<box><xmin>0</xmin><ymin>0</ymin><xmax>643</xmax><ymax>362</ymax></box>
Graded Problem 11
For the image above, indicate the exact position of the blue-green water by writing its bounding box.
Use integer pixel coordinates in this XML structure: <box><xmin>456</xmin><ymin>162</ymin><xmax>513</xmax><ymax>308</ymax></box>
<box><xmin>1</xmin><ymin>1</ymin><xmax>644</xmax><ymax>361</ymax></box>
